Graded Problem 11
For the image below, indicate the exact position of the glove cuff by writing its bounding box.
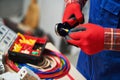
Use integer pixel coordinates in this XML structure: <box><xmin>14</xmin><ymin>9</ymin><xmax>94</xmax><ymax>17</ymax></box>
<box><xmin>64</xmin><ymin>0</ymin><xmax>79</xmax><ymax>6</ymax></box>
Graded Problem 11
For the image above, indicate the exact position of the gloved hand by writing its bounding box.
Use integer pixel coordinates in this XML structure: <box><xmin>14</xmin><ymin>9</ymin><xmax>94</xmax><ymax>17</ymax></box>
<box><xmin>66</xmin><ymin>23</ymin><xmax>104</xmax><ymax>55</ymax></box>
<box><xmin>62</xmin><ymin>2</ymin><xmax>84</xmax><ymax>27</ymax></box>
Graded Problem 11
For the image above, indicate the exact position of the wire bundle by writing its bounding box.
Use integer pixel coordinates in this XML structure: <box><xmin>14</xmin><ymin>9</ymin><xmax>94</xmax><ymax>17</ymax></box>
<box><xmin>6</xmin><ymin>49</ymin><xmax>70</xmax><ymax>79</ymax></box>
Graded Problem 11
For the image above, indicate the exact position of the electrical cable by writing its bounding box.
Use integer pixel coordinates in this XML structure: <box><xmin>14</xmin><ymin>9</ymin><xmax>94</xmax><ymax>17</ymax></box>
<box><xmin>6</xmin><ymin>49</ymin><xmax>70</xmax><ymax>79</ymax></box>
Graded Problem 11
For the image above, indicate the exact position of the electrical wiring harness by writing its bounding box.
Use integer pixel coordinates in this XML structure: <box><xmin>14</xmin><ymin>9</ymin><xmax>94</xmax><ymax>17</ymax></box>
<box><xmin>6</xmin><ymin>49</ymin><xmax>70</xmax><ymax>79</ymax></box>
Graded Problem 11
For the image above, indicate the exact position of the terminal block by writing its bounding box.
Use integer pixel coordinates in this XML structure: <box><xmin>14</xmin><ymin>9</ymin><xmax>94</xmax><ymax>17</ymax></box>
<box><xmin>18</xmin><ymin>67</ymin><xmax>40</xmax><ymax>80</ymax></box>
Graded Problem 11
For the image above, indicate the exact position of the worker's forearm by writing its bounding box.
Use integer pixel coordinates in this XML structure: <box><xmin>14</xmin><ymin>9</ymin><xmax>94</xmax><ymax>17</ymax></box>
<box><xmin>64</xmin><ymin>0</ymin><xmax>88</xmax><ymax>8</ymax></box>
<box><xmin>104</xmin><ymin>28</ymin><xmax>120</xmax><ymax>51</ymax></box>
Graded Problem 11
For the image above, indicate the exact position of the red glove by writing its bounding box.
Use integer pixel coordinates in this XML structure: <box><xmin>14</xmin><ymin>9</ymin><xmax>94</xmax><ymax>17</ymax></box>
<box><xmin>66</xmin><ymin>23</ymin><xmax>104</xmax><ymax>55</ymax></box>
<box><xmin>62</xmin><ymin>2</ymin><xmax>84</xmax><ymax>27</ymax></box>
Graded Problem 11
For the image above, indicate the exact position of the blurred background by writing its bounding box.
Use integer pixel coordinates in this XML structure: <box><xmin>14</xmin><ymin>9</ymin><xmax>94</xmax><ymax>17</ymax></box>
<box><xmin>0</xmin><ymin>0</ymin><xmax>89</xmax><ymax>67</ymax></box>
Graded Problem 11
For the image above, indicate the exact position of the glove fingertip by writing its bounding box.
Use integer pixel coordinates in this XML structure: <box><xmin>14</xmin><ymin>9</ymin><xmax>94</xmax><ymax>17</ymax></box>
<box><xmin>67</xmin><ymin>39</ymin><xmax>80</xmax><ymax>47</ymax></box>
<box><xmin>66</xmin><ymin>39</ymin><xmax>74</xmax><ymax>45</ymax></box>
<box><xmin>68</xmin><ymin>33</ymin><xmax>74</xmax><ymax>38</ymax></box>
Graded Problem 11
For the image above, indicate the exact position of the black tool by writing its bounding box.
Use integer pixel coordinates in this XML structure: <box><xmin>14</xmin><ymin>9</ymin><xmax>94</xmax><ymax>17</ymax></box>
<box><xmin>55</xmin><ymin>22</ymin><xmax>86</xmax><ymax>38</ymax></box>
<box><xmin>55</xmin><ymin>22</ymin><xmax>71</xmax><ymax>37</ymax></box>
<box><xmin>55</xmin><ymin>13</ymin><xmax>84</xmax><ymax>37</ymax></box>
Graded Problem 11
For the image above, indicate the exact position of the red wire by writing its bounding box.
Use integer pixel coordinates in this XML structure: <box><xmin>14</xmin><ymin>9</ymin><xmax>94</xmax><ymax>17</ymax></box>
<box><xmin>6</xmin><ymin>49</ymin><xmax>71</xmax><ymax>79</ymax></box>
<box><xmin>6</xmin><ymin>55</ymin><xmax>19</xmax><ymax>72</ymax></box>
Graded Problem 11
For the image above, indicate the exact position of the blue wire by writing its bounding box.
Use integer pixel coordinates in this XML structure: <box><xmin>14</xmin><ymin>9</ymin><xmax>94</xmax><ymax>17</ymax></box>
<box><xmin>18</xmin><ymin>57</ymin><xmax>67</xmax><ymax>74</ymax></box>
<box><xmin>16</xmin><ymin>50</ymin><xmax>69</xmax><ymax>78</ymax></box>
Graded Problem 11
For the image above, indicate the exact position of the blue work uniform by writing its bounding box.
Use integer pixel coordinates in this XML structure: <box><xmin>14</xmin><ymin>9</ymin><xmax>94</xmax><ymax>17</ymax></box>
<box><xmin>77</xmin><ymin>0</ymin><xmax>120</xmax><ymax>80</ymax></box>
